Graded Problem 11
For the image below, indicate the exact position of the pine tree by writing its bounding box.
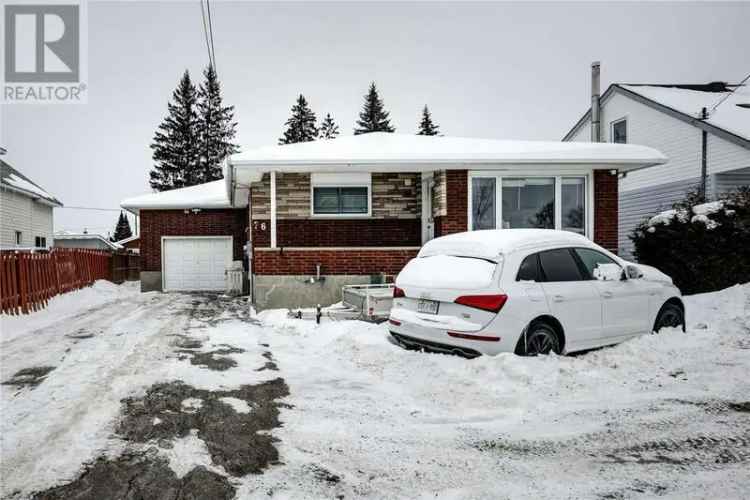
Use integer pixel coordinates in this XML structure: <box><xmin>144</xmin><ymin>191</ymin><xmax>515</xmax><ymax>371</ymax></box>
<box><xmin>278</xmin><ymin>94</ymin><xmax>319</xmax><ymax>145</ymax></box>
<box><xmin>197</xmin><ymin>65</ymin><xmax>239</xmax><ymax>183</ymax></box>
<box><xmin>113</xmin><ymin>211</ymin><xmax>133</xmax><ymax>241</ymax></box>
<box><xmin>354</xmin><ymin>82</ymin><xmax>395</xmax><ymax>135</ymax></box>
<box><xmin>318</xmin><ymin>113</ymin><xmax>340</xmax><ymax>140</ymax></box>
<box><xmin>417</xmin><ymin>105</ymin><xmax>440</xmax><ymax>136</ymax></box>
<box><xmin>150</xmin><ymin>71</ymin><xmax>201</xmax><ymax>191</ymax></box>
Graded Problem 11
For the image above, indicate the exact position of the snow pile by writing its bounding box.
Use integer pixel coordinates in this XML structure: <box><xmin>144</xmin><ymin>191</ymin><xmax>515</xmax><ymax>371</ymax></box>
<box><xmin>0</xmin><ymin>280</ymin><xmax>142</xmax><ymax>343</ymax></box>
<box><xmin>396</xmin><ymin>254</ymin><xmax>497</xmax><ymax>289</ymax></box>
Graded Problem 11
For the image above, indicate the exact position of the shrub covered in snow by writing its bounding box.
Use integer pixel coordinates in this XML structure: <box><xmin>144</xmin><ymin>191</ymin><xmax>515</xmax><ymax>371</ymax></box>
<box><xmin>631</xmin><ymin>186</ymin><xmax>750</xmax><ymax>294</ymax></box>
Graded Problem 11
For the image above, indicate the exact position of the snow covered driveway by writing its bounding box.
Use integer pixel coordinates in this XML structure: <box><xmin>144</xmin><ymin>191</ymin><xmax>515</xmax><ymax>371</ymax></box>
<box><xmin>1</xmin><ymin>282</ymin><xmax>749</xmax><ymax>499</ymax></box>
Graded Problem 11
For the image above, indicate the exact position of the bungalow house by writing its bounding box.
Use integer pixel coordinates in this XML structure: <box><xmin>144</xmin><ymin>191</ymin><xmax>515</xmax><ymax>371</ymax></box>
<box><xmin>1</xmin><ymin>159</ymin><xmax>63</xmax><ymax>249</ymax></box>
<box><xmin>121</xmin><ymin>133</ymin><xmax>665</xmax><ymax>309</ymax></box>
<box><xmin>53</xmin><ymin>232</ymin><xmax>123</xmax><ymax>251</ymax></box>
<box><xmin>563</xmin><ymin>63</ymin><xmax>750</xmax><ymax>259</ymax></box>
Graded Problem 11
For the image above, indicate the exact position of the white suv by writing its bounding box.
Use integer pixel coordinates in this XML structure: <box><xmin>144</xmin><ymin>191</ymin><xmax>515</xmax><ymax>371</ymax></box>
<box><xmin>389</xmin><ymin>229</ymin><xmax>684</xmax><ymax>357</ymax></box>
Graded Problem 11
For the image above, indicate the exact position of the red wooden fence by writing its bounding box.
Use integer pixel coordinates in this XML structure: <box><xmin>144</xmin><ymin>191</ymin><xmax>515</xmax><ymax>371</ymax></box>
<box><xmin>0</xmin><ymin>249</ymin><xmax>112</xmax><ymax>315</ymax></box>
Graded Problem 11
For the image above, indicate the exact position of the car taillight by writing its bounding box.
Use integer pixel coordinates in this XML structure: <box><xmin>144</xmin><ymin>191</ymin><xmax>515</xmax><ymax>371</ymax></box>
<box><xmin>393</xmin><ymin>286</ymin><xmax>405</xmax><ymax>298</ymax></box>
<box><xmin>454</xmin><ymin>294</ymin><xmax>507</xmax><ymax>313</ymax></box>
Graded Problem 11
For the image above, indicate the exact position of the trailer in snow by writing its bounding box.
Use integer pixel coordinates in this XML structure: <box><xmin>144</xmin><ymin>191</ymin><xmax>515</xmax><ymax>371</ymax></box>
<box><xmin>287</xmin><ymin>284</ymin><xmax>395</xmax><ymax>322</ymax></box>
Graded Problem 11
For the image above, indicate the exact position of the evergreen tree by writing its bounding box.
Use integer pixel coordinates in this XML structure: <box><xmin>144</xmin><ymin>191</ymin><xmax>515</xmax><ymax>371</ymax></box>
<box><xmin>278</xmin><ymin>94</ymin><xmax>319</xmax><ymax>145</ymax></box>
<box><xmin>196</xmin><ymin>65</ymin><xmax>239</xmax><ymax>183</ymax></box>
<box><xmin>113</xmin><ymin>211</ymin><xmax>133</xmax><ymax>241</ymax></box>
<box><xmin>149</xmin><ymin>71</ymin><xmax>200</xmax><ymax>191</ymax></box>
<box><xmin>417</xmin><ymin>105</ymin><xmax>440</xmax><ymax>136</ymax></box>
<box><xmin>354</xmin><ymin>82</ymin><xmax>395</xmax><ymax>135</ymax></box>
<box><xmin>318</xmin><ymin>113</ymin><xmax>340</xmax><ymax>140</ymax></box>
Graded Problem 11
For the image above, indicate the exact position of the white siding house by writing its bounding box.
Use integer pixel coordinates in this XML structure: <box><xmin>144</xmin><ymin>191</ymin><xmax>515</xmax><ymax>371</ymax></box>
<box><xmin>564</xmin><ymin>82</ymin><xmax>750</xmax><ymax>259</ymax></box>
<box><xmin>1</xmin><ymin>160</ymin><xmax>63</xmax><ymax>249</ymax></box>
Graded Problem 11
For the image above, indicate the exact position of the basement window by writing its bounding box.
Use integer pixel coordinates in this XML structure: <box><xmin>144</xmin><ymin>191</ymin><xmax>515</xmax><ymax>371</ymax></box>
<box><xmin>35</xmin><ymin>236</ymin><xmax>47</xmax><ymax>248</ymax></box>
<box><xmin>15</xmin><ymin>231</ymin><xmax>22</xmax><ymax>245</ymax></box>
<box><xmin>611</xmin><ymin>118</ymin><xmax>627</xmax><ymax>144</ymax></box>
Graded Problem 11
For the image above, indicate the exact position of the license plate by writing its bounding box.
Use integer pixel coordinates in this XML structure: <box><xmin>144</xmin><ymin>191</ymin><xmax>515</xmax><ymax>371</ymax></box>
<box><xmin>417</xmin><ymin>299</ymin><xmax>439</xmax><ymax>315</ymax></box>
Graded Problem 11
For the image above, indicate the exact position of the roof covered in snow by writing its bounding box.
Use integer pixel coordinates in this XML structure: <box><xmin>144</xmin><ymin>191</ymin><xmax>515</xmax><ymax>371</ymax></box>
<box><xmin>53</xmin><ymin>233</ymin><xmax>123</xmax><ymax>250</ymax></box>
<box><xmin>1</xmin><ymin>160</ymin><xmax>63</xmax><ymax>206</ymax></box>
<box><xmin>564</xmin><ymin>82</ymin><xmax>750</xmax><ymax>146</ymax></box>
<box><xmin>229</xmin><ymin>133</ymin><xmax>667</xmax><ymax>172</ymax></box>
<box><xmin>120</xmin><ymin>180</ymin><xmax>233</xmax><ymax>212</ymax></box>
<box><xmin>417</xmin><ymin>229</ymin><xmax>596</xmax><ymax>262</ymax></box>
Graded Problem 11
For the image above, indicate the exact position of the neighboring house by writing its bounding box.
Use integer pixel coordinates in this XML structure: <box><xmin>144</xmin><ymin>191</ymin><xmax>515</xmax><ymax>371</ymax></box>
<box><xmin>54</xmin><ymin>232</ymin><xmax>123</xmax><ymax>251</ymax></box>
<box><xmin>116</xmin><ymin>234</ymin><xmax>140</xmax><ymax>253</ymax></box>
<box><xmin>1</xmin><ymin>159</ymin><xmax>63</xmax><ymax>249</ymax></box>
<box><xmin>121</xmin><ymin>133</ymin><xmax>665</xmax><ymax>309</ymax></box>
<box><xmin>563</xmin><ymin>63</ymin><xmax>750</xmax><ymax>259</ymax></box>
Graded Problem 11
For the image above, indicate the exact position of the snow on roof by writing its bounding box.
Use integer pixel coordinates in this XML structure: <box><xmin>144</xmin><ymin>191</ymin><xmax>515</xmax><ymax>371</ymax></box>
<box><xmin>120</xmin><ymin>180</ymin><xmax>231</xmax><ymax>212</ymax></box>
<box><xmin>230</xmin><ymin>133</ymin><xmax>666</xmax><ymax>171</ymax></box>
<box><xmin>1</xmin><ymin>160</ymin><xmax>62</xmax><ymax>206</ymax></box>
<box><xmin>115</xmin><ymin>234</ymin><xmax>140</xmax><ymax>245</ymax></box>
<box><xmin>620</xmin><ymin>84</ymin><xmax>750</xmax><ymax>141</ymax></box>
<box><xmin>53</xmin><ymin>233</ymin><xmax>123</xmax><ymax>250</ymax></box>
<box><xmin>417</xmin><ymin>229</ymin><xmax>594</xmax><ymax>262</ymax></box>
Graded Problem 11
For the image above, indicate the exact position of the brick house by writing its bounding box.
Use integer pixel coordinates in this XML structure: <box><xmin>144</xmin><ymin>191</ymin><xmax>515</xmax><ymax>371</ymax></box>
<box><xmin>122</xmin><ymin>133</ymin><xmax>665</xmax><ymax>309</ymax></box>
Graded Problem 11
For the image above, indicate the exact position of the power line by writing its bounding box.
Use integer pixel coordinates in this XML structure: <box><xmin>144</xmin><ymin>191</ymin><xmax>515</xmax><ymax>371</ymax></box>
<box><xmin>710</xmin><ymin>71</ymin><xmax>750</xmax><ymax>114</ymax></box>
<box><xmin>199</xmin><ymin>0</ymin><xmax>215</xmax><ymax>71</ymax></box>
<box><xmin>206</xmin><ymin>0</ymin><xmax>217</xmax><ymax>75</ymax></box>
<box><xmin>58</xmin><ymin>206</ymin><xmax>122</xmax><ymax>212</ymax></box>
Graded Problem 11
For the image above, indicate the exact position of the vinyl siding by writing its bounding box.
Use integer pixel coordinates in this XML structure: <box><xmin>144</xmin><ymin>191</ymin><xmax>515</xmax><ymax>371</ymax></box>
<box><xmin>0</xmin><ymin>188</ymin><xmax>54</xmax><ymax>247</ymax></box>
<box><xmin>618</xmin><ymin>177</ymin><xmax>701</xmax><ymax>261</ymax></box>
<box><xmin>707</xmin><ymin>134</ymin><xmax>750</xmax><ymax>176</ymax></box>
<box><xmin>710</xmin><ymin>167</ymin><xmax>750</xmax><ymax>197</ymax></box>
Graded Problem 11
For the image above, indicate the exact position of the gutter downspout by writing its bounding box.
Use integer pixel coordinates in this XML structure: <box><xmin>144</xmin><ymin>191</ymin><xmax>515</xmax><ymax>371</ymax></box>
<box><xmin>700</xmin><ymin>107</ymin><xmax>708</xmax><ymax>201</ymax></box>
<box><xmin>591</xmin><ymin>61</ymin><xmax>601</xmax><ymax>143</ymax></box>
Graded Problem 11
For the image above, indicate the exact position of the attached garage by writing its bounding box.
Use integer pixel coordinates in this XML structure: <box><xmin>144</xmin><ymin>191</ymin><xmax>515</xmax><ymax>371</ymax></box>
<box><xmin>162</xmin><ymin>236</ymin><xmax>233</xmax><ymax>291</ymax></box>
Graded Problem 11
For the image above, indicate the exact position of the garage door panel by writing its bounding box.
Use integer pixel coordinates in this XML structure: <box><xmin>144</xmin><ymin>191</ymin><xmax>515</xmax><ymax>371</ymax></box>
<box><xmin>163</xmin><ymin>237</ymin><xmax>232</xmax><ymax>291</ymax></box>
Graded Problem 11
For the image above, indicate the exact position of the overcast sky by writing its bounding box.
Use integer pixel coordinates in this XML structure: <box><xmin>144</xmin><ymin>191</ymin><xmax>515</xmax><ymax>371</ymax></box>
<box><xmin>1</xmin><ymin>1</ymin><xmax>747</xmax><ymax>236</ymax></box>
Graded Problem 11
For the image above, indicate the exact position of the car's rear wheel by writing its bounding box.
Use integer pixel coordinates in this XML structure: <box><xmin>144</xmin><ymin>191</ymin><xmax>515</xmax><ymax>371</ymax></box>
<box><xmin>653</xmin><ymin>303</ymin><xmax>685</xmax><ymax>333</ymax></box>
<box><xmin>516</xmin><ymin>321</ymin><xmax>561</xmax><ymax>356</ymax></box>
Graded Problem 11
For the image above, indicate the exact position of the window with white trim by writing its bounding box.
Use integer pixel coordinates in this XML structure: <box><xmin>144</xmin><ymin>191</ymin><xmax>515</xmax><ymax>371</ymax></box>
<box><xmin>35</xmin><ymin>236</ymin><xmax>47</xmax><ymax>248</ymax></box>
<box><xmin>15</xmin><ymin>231</ymin><xmax>22</xmax><ymax>246</ymax></box>
<box><xmin>310</xmin><ymin>172</ymin><xmax>371</xmax><ymax>216</ymax></box>
<box><xmin>469</xmin><ymin>174</ymin><xmax>590</xmax><ymax>236</ymax></box>
<box><xmin>611</xmin><ymin>118</ymin><xmax>627</xmax><ymax>144</ymax></box>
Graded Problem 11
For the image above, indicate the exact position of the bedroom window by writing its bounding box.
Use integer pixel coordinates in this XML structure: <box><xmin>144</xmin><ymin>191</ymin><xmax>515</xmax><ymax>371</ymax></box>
<box><xmin>612</xmin><ymin>118</ymin><xmax>627</xmax><ymax>144</ymax></box>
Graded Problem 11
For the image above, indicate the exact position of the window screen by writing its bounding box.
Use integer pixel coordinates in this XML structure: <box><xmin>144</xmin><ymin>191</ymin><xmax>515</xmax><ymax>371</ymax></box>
<box><xmin>516</xmin><ymin>253</ymin><xmax>540</xmax><ymax>281</ymax></box>
<box><xmin>574</xmin><ymin>248</ymin><xmax>619</xmax><ymax>279</ymax></box>
<box><xmin>313</xmin><ymin>187</ymin><xmax>368</xmax><ymax>215</ymax></box>
<box><xmin>538</xmin><ymin>248</ymin><xmax>583</xmax><ymax>282</ymax></box>
<box><xmin>612</xmin><ymin>119</ymin><xmax>627</xmax><ymax>144</ymax></box>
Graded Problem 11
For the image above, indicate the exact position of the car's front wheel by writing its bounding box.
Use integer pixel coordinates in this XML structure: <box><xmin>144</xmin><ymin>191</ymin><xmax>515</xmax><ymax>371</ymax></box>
<box><xmin>653</xmin><ymin>303</ymin><xmax>685</xmax><ymax>333</ymax></box>
<box><xmin>516</xmin><ymin>321</ymin><xmax>561</xmax><ymax>356</ymax></box>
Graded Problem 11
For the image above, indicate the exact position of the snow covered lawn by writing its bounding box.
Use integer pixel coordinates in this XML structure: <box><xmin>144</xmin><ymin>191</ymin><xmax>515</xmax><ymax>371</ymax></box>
<box><xmin>1</xmin><ymin>282</ymin><xmax>749</xmax><ymax>499</ymax></box>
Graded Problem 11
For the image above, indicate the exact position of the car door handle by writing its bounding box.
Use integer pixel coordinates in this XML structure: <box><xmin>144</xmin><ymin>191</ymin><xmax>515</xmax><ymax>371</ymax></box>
<box><xmin>552</xmin><ymin>294</ymin><xmax>564</xmax><ymax>303</ymax></box>
<box><xmin>602</xmin><ymin>291</ymin><xmax>613</xmax><ymax>299</ymax></box>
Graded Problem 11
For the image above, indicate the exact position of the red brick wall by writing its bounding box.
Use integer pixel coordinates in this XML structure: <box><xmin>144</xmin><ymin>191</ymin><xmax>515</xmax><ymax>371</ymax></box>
<box><xmin>434</xmin><ymin>170</ymin><xmax>468</xmax><ymax>237</ymax></box>
<box><xmin>140</xmin><ymin>209</ymin><xmax>248</xmax><ymax>272</ymax></box>
<box><xmin>251</xmin><ymin>218</ymin><xmax>421</xmax><ymax>248</ymax></box>
<box><xmin>593</xmin><ymin>170</ymin><xmax>618</xmax><ymax>253</ymax></box>
<box><xmin>253</xmin><ymin>248</ymin><xmax>418</xmax><ymax>275</ymax></box>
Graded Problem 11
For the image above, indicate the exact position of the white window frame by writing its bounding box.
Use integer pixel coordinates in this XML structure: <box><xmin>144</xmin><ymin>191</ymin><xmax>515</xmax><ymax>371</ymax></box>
<box><xmin>467</xmin><ymin>171</ymin><xmax>594</xmax><ymax>239</ymax></box>
<box><xmin>610</xmin><ymin>117</ymin><xmax>627</xmax><ymax>144</ymax></box>
<box><xmin>309</xmin><ymin>172</ymin><xmax>372</xmax><ymax>218</ymax></box>
<box><xmin>15</xmin><ymin>231</ymin><xmax>22</xmax><ymax>246</ymax></box>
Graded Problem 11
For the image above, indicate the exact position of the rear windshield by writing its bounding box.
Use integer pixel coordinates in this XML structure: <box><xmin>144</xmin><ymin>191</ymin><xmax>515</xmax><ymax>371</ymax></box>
<box><xmin>397</xmin><ymin>255</ymin><xmax>499</xmax><ymax>290</ymax></box>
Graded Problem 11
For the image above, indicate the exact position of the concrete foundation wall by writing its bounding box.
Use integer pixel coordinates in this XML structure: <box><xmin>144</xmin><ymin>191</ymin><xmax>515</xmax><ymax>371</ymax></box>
<box><xmin>140</xmin><ymin>271</ymin><xmax>162</xmax><ymax>292</ymax></box>
<box><xmin>253</xmin><ymin>275</ymin><xmax>371</xmax><ymax>311</ymax></box>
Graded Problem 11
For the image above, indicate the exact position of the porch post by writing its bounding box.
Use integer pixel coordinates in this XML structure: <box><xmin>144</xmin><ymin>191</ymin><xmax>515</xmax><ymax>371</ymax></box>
<box><xmin>270</xmin><ymin>171</ymin><xmax>277</xmax><ymax>248</ymax></box>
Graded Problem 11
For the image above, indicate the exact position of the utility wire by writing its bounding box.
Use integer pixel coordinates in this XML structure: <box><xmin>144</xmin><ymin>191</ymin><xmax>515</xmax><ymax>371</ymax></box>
<box><xmin>206</xmin><ymin>0</ymin><xmax>217</xmax><ymax>75</ymax></box>
<box><xmin>58</xmin><ymin>206</ymin><xmax>123</xmax><ymax>212</ymax></box>
<box><xmin>710</xmin><ymin>71</ymin><xmax>750</xmax><ymax>114</ymax></box>
<box><xmin>199</xmin><ymin>0</ymin><xmax>215</xmax><ymax>70</ymax></box>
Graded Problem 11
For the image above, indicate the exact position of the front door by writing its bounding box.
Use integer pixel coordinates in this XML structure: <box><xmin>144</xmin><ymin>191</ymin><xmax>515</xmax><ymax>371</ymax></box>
<box><xmin>421</xmin><ymin>173</ymin><xmax>435</xmax><ymax>244</ymax></box>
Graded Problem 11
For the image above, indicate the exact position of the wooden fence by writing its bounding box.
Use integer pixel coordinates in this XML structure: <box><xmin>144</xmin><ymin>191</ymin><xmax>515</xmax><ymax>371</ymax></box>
<box><xmin>0</xmin><ymin>248</ymin><xmax>139</xmax><ymax>315</ymax></box>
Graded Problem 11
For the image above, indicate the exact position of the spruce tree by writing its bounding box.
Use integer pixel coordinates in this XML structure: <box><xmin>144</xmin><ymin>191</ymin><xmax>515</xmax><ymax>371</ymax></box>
<box><xmin>113</xmin><ymin>211</ymin><xmax>133</xmax><ymax>241</ymax></box>
<box><xmin>417</xmin><ymin>105</ymin><xmax>440</xmax><ymax>136</ymax></box>
<box><xmin>149</xmin><ymin>71</ymin><xmax>200</xmax><ymax>191</ymax></box>
<box><xmin>354</xmin><ymin>82</ymin><xmax>395</xmax><ymax>135</ymax></box>
<box><xmin>278</xmin><ymin>94</ymin><xmax>319</xmax><ymax>145</ymax></box>
<box><xmin>197</xmin><ymin>65</ymin><xmax>239</xmax><ymax>183</ymax></box>
<box><xmin>318</xmin><ymin>113</ymin><xmax>340</xmax><ymax>140</ymax></box>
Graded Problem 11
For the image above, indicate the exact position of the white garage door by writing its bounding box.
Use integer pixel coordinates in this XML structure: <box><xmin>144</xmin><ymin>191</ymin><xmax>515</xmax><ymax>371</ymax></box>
<box><xmin>162</xmin><ymin>237</ymin><xmax>232</xmax><ymax>291</ymax></box>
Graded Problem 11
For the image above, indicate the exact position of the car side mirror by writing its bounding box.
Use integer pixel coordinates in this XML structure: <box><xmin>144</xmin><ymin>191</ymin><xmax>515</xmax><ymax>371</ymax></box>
<box><xmin>624</xmin><ymin>264</ymin><xmax>644</xmax><ymax>280</ymax></box>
